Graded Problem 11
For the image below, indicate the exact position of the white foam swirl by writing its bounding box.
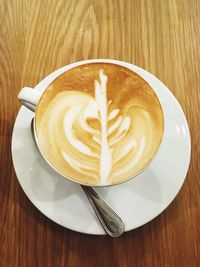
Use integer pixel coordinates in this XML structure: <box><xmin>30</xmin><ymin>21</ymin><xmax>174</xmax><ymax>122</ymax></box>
<box><xmin>63</xmin><ymin>106</ymin><xmax>98</xmax><ymax>158</ymax></box>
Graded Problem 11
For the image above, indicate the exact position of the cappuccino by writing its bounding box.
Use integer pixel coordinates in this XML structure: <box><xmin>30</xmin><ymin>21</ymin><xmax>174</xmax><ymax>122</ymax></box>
<box><xmin>35</xmin><ymin>63</ymin><xmax>164</xmax><ymax>186</ymax></box>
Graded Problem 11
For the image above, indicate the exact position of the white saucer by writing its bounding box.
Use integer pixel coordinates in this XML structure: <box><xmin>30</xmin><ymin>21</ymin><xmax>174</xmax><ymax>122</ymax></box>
<box><xmin>12</xmin><ymin>60</ymin><xmax>191</xmax><ymax>235</ymax></box>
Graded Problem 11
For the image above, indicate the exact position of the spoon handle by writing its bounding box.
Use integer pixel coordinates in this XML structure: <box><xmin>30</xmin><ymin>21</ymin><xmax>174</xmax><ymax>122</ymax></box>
<box><xmin>81</xmin><ymin>185</ymin><xmax>124</xmax><ymax>237</ymax></box>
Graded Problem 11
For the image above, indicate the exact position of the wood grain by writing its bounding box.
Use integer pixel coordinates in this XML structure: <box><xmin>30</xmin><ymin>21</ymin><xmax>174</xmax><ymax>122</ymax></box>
<box><xmin>0</xmin><ymin>0</ymin><xmax>200</xmax><ymax>266</ymax></box>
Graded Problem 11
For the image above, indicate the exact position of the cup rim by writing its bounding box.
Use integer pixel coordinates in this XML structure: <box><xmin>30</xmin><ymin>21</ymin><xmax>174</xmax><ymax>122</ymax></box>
<box><xmin>33</xmin><ymin>59</ymin><xmax>165</xmax><ymax>187</ymax></box>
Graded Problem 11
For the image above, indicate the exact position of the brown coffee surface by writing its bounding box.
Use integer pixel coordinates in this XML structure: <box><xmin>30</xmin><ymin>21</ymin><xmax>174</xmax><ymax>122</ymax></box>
<box><xmin>35</xmin><ymin>63</ymin><xmax>164</xmax><ymax>186</ymax></box>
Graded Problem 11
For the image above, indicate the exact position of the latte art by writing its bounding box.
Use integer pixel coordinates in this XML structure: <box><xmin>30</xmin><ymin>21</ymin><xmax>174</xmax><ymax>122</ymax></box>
<box><xmin>57</xmin><ymin>71</ymin><xmax>136</xmax><ymax>185</ymax></box>
<box><xmin>36</xmin><ymin>63</ymin><xmax>164</xmax><ymax>185</ymax></box>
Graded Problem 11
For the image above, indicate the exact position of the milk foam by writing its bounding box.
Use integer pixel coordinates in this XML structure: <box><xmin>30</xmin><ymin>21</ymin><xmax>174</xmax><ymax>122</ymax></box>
<box><xmin>36</xmin><ymin>64</ymin><xmax>163</xmax><ymax>186</ymax></box>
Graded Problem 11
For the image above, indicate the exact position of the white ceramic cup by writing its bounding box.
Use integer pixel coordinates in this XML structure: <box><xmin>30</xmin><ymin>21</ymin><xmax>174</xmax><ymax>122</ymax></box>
<box><xmin>18</xmin><ymin>59</ymin><xmax>164</xmax><ymax>187</ymax></box>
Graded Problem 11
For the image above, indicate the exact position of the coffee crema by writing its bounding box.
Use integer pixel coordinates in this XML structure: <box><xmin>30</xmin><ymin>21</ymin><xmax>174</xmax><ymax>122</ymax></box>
<box><xmin>35</xmin><ymin>63</ymin><xmax>164</xmax><ymax>186</ymax></box>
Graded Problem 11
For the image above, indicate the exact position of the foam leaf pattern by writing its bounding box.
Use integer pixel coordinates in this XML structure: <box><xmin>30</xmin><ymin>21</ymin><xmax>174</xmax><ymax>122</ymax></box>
<box><xmin>59</xmin><ymin>70</ymin><xmax>143</xmax><ymax>185</ymax></box>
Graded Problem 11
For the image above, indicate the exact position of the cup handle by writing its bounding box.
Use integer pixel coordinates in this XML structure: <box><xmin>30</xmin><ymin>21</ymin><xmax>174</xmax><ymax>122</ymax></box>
<box><xmin>18</xmin><ymin>87</ymin><xmax>42</xmax><ymax>112</ymax></box>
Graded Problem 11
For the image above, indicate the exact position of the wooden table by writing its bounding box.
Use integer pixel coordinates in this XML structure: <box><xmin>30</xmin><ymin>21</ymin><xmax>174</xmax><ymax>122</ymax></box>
<box><xmin>0</xmin><ymin>1</ymin><xmax>199</xmax><ymax>266</ymax></box>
